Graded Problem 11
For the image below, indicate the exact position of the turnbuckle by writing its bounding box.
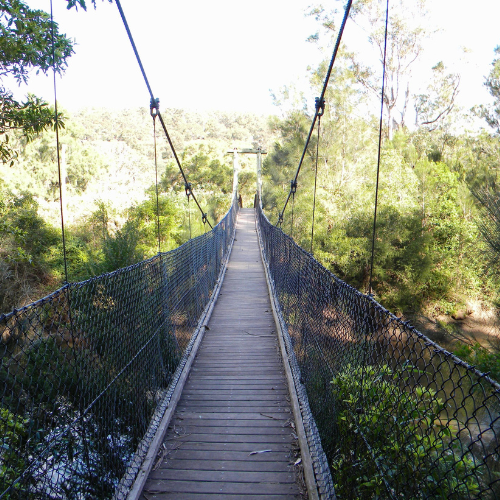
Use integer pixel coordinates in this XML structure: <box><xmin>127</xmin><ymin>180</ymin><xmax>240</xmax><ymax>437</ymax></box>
<box><xmin>315</xmin><ymin>97</ymin><xmax>325</xmax><ymax>117</ymax></box>
<box><xmin>150</xmin><ymin>97</ymin><xmax>160</xmax><ymax>119</ymax></box>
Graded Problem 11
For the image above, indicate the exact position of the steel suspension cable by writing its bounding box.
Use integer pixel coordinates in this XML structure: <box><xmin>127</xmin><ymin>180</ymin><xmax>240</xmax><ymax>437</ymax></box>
<box><xmin>185</xmin><ymin>182</ymin><xmax>192</xmax><ymax>239</ymax></box>
<box><xmin>290</xmin><ymin>180</ymin><xmax>297</xmax><ymax>238</ymax></box>
<box><xmin>310</xmin><ymin>105</ymin><xmax>323</xmax><ymax>255</ymax></box>
<box><xmin>278</xmin><ymin>0</ymin><xmax>353</xmax><ymax>224</ymax></box>
<box><xmin>354</xmin><ymin>2</ymin><xmax>390</xmax><ymax>497</ymax></box>
<box><xmin>115</xmin><ymin>0</ymin><xmax>213</xmax><ymax>229</ymax></box>
<box><xmin>151</xmin><ymin>99</ymin><xmax>161</xmax><ymax>253</ymax></box>
<box><xmin>50</xmin><ymin>0</ymin><xmax>93</xmax><ymax>476</ymax></box>
<box><xmin>50</xmin><ymin>1</ymin><xmax>68</xmax><ymax>284</ymax></box>
<box><xmin>368</xmin><ymin>0</ymin><xmax>390</xmax><ymax>296</ymax></box>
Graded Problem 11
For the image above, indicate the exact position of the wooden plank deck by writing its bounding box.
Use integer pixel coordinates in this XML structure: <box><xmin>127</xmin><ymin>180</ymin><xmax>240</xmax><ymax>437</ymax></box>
<box><xmin>140</xmin><ymin>209</ymin><xmax>303</xmax><ymax>499</ymax></box>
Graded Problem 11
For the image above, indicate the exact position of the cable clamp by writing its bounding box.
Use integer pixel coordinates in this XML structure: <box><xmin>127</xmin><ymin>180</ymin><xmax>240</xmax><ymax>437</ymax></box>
<box><xmin>278</xmin><ymin>212</ymin><xmax>284</xmax><ymax>226</ymax></box>
<box><xmin>315</xmin><ymin>97</ymin><xmax>325</xmax><ymax>117</ymax></box>
<box><xmin>202</xmin><ymin>213</ymin><xmax>208</xmax><ymax>225</ymax></box>
<box><xmin>185</xmin><ymin>182</ymin><xmax>192</xmax><ymax>200</ymax></box>
<box><xmin>150</xmin><ymin>97</ymin><xmax>160</xmax><ymax>118</ymax></box>
<box><xmin>290</xmin><ymin>179</ymin><xmax>297</xmax><ymax>195</ymax></box>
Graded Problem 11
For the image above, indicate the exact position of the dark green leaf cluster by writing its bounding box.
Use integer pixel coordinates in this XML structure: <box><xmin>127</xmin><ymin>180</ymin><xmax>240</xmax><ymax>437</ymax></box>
<box><xmin>330</xmin><ymin>364</ymin><xmax>483</xmax><ymax>498</ymax></box>
<box><xmin>0</xmin><ymin>0</ymin><xmax>74</xmax><ymax>163</ymax></box>
<box><xmin>453</xmin><ymin>342</ymin><xmax>500</xmax><ymax>383</ymax></box>
<box><xmin>477</xmin><ymin>46</ymin><xmax>500</xmax><ymax>134</ymax></box>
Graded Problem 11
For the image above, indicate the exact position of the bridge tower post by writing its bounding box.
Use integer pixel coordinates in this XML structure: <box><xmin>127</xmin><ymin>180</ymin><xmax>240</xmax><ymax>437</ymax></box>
<box><xmin>230</xmin><ymin>147</ymin><xmax>239</xmax><ymax>196</ymax></box>
<box><xmin>227</xmin><ymin>148</ymin><xmax>267</xmax><ymax>206</ymax></box>
<box><xmin>256</xmin><ymin>147</ymin><xmax>263</xmax><ymax>206</ymax></box>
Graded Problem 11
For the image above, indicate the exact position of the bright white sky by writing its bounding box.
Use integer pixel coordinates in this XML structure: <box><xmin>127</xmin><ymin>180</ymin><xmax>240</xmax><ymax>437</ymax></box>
<box><xmin>13</xmin><ymin>0</ymin><xmax>500</xmax><ymax>117</ymax></box>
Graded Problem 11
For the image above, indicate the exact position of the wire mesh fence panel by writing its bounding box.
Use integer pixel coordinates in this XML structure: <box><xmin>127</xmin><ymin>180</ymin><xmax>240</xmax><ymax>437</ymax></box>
<box><xmin>0</xmin><ymin>197</ymin><xmax>238</xmax><ymax>499</ymax></box>
<box><xmin>257</xmin><ymin>203</ymin><xmax>500</xmax><ymax>500</ymax></box>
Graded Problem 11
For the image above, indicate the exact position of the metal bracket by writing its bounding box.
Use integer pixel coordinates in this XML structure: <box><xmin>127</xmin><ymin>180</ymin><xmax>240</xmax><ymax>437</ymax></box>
<box><xmin>150</xmin><ymin>97</ymin><xmax>160</xmax><ymax>118</ymax></box>
<box><xmin>315</xmin><ymin>97</ymin><xmax>325</xmax><ymax>117</ymax></box>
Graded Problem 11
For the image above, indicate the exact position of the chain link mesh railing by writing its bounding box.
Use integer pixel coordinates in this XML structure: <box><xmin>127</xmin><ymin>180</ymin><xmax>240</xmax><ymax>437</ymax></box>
<box><xmin>257</xmin><ymin>203</ymin><xmax>500</xmax><ymax>500</ymax></box>
<box><xmin>0</xmin><ymin>196</ymin><xmax>238</xmax><ymax>499</ymax></box>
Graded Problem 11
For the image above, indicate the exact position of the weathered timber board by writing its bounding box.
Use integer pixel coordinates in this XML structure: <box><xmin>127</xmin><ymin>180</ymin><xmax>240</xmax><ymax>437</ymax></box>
<box><xmin>140</xmin><ymin>494</ymin><xmax>300</xmax><ymax>500</ymax></box>
<box><xmin>141</xmin><ymin>209</ymin><xmax>303</xmax><ymax>499</ymax></box>
<box><xmin>163</xmin><ymin>442</ymin><xmax>292</xmax><ymax>453</ymax></box>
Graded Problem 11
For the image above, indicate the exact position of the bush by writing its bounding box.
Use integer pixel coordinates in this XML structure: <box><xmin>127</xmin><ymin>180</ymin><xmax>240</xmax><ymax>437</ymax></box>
<box><xmin>330</xmin><ymin>364</ymin><xmax>482</xmax><ymax>499</ymax></box>
<box><xmin>0</xmin><ymin>408</ymin><xmax>28</xmax><ymax>499</ymax></box>
<box><xmin>453</xmin><ymin>342</ymin><xmax>500</xmax><ymax>383</ymax></box>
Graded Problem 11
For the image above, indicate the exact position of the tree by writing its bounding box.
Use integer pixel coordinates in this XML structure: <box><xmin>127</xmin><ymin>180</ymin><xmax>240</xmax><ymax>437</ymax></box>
<box><xmin>352</xmin><ymin>0</ymin><xmax>432</xmax><ymax>138</ymax></box>
<box><xmin>0</xmin><ymin>0</ymin><xmax>104</xmax><ymax>164</ymax></box>
<box><xmin>414</xmin><ymin>61</ymin><xmax>460</xmax><ymax>130</ymax></box>
<box><xmin>477</xmin><ymin>45</ymin><xmax>500</xmax><ymax>134</ymax></box>
<box><xmin>309</xmin><ymin>0</ymin><xmax>432</xmax><ymax>139</ymax></box>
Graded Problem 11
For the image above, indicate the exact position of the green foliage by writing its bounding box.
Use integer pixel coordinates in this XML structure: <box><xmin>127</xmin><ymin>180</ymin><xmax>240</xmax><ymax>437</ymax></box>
<box><xmin>330</xmin><ymin>364</ymin><xmax>482</xmax><ymax>499</ymax></box>
<box><xmin>453</xmin><ymin>343</ymin><xmax>500</xmax><ymax>383</ymax></box>
<box><xmin>264</xmin><ymin>103</ymin><xmax>493</xmax><ymax>315</ymax></box>
<box><xmin>0</xmin><ymin>407</ymin><xmax>27</xmax><ymax>498</ymax></box>
<box><xmin>100</xmin><ymin>221</ymin><xmax>143</xmax><ymax>273</ymax></box>
<box><xmin>0</xmin><ymin>0</ymin><xmax>73</xmax><ymax>82</ymax></box>
<box><xmin>0</xmin><ymin>191</ymin><xmax>61</xmax><ymax>311</ymax></box>
<box><xmin>162</xmin><ymin>143</ymin><xmax>233</xmax><ymax>194</ymax></box>
<box><xmin>414</xmin><ymin>62</ymin><xmax>460</xmax><ymax>129</ymax></box>
<box><xmin>0</xmin><ymin>0</ymin><xmax>74</xmax><ymax>163</ymax></box>
<box><xmin>476</xmin><ymin>46</ymin><xmax>500</xmax><ymax>134</ymax></box>
<box><xmin>130</xmin><ymin>191</ymin><xmax>183</xmax><ymax>251</ymax></box>
<box><xmin>21</xmin><ymin>337</ymin><xmax>79</xmax><ymax>408</ymax></box>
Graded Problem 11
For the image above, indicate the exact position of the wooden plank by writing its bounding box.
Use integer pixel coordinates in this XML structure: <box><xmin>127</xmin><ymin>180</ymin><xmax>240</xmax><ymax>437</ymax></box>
<box><xmin>182</xmin><ymin>384</ymin><xmax>288</xmax><ymax>390</ymax></box>
<box><xmin>156</xmin><ymin>449</ymin><xmax>291</xmax><ymax>462</ymax></box>
<box><xmin>187</xmin><ymin>374</ymin><xmax>284</xmax><ymax>379</ymax></box>
<box><xmin>182</xmin><ymin>377</ymin><xmax>284</xmax><ymax>384</ymax></box>
<box><xmin>141</xmin><ymin>493</ymin><xmax>301</xmax><ymax>500</ymax></box>
<box><xmin>147</xmin><ymin>469</ymin><xmax>295</xmax><ymax>483</ymax></box>
<box><xmin>180</xmin><ymin>395</ymin><xmax>289</xmax><ymax>402</ymax></box>
<box><xmin>171</xmin><ymin>416</ymin><xmax>289</xmax><ymax>426</ymax></box>
<box><xmin>162</xmin><ymin>442</ymin><xmax>292</xmax><ymax>454</ymax></box>
<box><xmin>160</xmin><ymin>458</ymin><xmax>293</xmax><ymax>470</ymax></box>
<box><xmin>167</xmin><ymin>426</ymin><xmax>291</xmax><ymax>436</ymax></box>
<box><xmin>158</xmin><ymin>433</ymin><xmax>292</xmax><ymax>444</ymax></box>
<box><xmin>191</xmin><ymin>361</ymin><xmax>281</xmax><ymax>366</ymax></box>
<box><xmin>174</xmin><ymin>411</ymin><xmax>289</xmax><ymax>419</ymax></box>
<box><xmin>174</xmin><ymin>406</ymin><xmax>290</xmax><ymax>413</ymax></box>
<box><xmin>180</xmin><ymin>389</ymin><xmax>289</xmax><ymax>396</ymax></box>
<box><xmin>188</xmin><ymin>371</ymin><xmax>285</xmax><ymax>377</ymax></box>
<box><xmin>145</xmin><ymin>480</ymin><xmax>300</xmax><ymax>495</ymax></box>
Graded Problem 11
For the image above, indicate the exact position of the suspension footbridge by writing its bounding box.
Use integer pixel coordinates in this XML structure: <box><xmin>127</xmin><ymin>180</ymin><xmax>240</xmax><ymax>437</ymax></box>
<box><xmin>1</xmin><ymin>0</ymin><xmax>500</xmax><ymax>498</ymax></box>
<box><xmin>2</xmin><ymin>197</ymin><xmax>499</xmax><ymax>499</ymax></box>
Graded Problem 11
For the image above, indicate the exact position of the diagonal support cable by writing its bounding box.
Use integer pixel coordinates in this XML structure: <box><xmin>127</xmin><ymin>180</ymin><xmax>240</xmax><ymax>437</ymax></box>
<box><xmin>115</xmin><ymin>0</ymin><xmax>213</xmax><ymax>229</ymax></box>
<box><xmin>368</xmin><ymin>0</ymin><xmax>390</xmax><ymax>296</ymax></box>
<box><xmin>278</xmin><ymin>0</ymin><xmax>353</xmax><ymax>225</ymax></box>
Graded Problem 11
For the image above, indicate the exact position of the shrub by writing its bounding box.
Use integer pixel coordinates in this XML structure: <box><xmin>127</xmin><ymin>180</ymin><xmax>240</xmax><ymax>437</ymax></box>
<box><xmin>0</xmin><ymin>408</ymin><xmax>28</xmax><ymax>499</ymax></box>
<box><xmin>330</xmin><ymin>364</ymin><xmax>482</xmax><ymax>498</ymax></box>
<box><xmin>453</xmin><ymin>342</ymin><xmax>500</xmax><ymax>383</ymax></box>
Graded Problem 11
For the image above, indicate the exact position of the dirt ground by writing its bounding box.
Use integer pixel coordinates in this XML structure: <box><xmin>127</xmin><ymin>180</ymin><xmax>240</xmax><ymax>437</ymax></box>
<box><xmin>407</xmin><ymin>302</ymin><xmax>500</xmax><ymax>352</ymax></box>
